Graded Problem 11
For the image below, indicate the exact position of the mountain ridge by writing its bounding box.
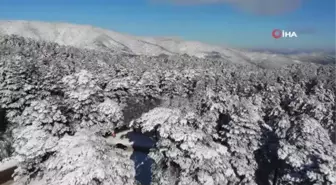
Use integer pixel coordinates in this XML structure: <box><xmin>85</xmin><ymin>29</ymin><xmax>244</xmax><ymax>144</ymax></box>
<box><xmin>0</xmin><ymin>20</ymin><xmax>334</xmax><ymax>65</ymax></box>
<box><xmin>0</xmin><ymin>20</ymin><xmax>226</xmax><ymax>57</ymax></box>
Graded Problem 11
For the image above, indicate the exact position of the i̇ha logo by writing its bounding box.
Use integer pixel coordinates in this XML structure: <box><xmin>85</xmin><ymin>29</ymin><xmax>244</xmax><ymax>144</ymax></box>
<box><xmin>272</xmin><ymin>29</ymin><xmax>298</xmax><ymax>39</ymax></box>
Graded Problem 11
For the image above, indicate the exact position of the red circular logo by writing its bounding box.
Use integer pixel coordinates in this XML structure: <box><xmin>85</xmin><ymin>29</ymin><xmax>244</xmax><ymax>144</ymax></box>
<box><xmin>272</xmin><ymin>29</ymin><xmax>282</xmax><ymax>39</ymax></box>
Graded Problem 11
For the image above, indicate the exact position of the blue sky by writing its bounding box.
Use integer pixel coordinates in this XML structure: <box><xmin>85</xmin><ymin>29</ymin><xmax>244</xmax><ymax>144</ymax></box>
<box><xmin>0</xmin><ymin>0</ymin><xmax>334</xmax><ymax>50</ymax></box>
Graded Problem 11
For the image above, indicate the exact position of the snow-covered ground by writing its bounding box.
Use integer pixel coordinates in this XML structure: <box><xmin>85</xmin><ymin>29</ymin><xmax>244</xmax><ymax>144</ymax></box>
<box><xmin>105</xmin><ymin>129</ymin><xmax>154</xmax><ymax>150</ymax></box>
<box><xmin>0</xmin><ymin>130</ymin><xmax>154</xmax><ymax>185</ymax></box>
<box><xmin>105</xmin><ymin>129</ymin><xmax>134</xmax><ymax>150</ymax></box>
<box><xmin>0</xmin><ymin>159</ymin><xmax>18</xmax><ymax>172</ymax></box>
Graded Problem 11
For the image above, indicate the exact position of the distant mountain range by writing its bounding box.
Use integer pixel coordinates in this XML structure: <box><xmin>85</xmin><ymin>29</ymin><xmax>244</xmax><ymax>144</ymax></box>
<box><xmin>247</xmin><ymin>48</ymin><xmax>335</xmax><ymax>65</ymax></box>
<box><xmin>247</xmin><ymin>48</ymin><xmax>335</xmax><ymax>55</ymax></box>
<box><xmin>0</xmin><ymin>20</ymin><xmax>334</xmax><ymax>66</ymax></box>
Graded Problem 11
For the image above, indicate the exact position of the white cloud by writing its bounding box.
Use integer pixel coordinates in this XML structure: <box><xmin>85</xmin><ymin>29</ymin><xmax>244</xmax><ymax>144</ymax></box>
<box><xmin>152</xmin><ymin>0</ymin><xmax>303</xmax><ymax>15</ymax></box>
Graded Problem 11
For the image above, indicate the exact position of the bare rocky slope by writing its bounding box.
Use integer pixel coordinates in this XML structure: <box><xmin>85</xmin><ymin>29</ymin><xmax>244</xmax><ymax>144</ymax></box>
<box><xmin>0</xmin><ymin>34</ymin><xmax>335</xmax><ymax>185</ymax></box>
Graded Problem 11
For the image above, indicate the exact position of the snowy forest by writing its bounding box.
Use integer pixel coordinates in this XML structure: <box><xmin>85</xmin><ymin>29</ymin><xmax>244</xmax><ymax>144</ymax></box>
<box><xmin>0</xmin><ymin>35</ymin><xmax>335</xmax><ymax>185</ymax></box>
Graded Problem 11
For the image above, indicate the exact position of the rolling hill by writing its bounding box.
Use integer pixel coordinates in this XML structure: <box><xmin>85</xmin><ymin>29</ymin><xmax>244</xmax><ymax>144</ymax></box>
<box><xmin>2</xmin><ymin>20</ymin><xmax>333</xmax><ymax>67</ymax></box>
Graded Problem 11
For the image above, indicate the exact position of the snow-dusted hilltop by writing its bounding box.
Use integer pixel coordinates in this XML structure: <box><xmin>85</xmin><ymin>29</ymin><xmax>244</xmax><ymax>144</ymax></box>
<box><xmin>0</xmin><ymin>34</ymin><xmax>335</xmax><ymax>185</ymax></box>
<box><xmin>0</xmin><ymin>20</ymin><xmax>323</xmax><ymax>66</ymax></box>
<box><xmin>0</xmin><ymin>20</ymin><xmax>230</xmax><ymax>57</ymax></box>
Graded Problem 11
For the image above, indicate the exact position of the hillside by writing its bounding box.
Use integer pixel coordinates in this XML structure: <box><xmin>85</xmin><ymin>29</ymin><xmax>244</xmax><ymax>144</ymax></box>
<box><xmin>1</xmin><ymin>20</ymin><xmax>330</xmax><ymax>67</ymax></box>
<box><xmin>0</xmin><ymin>34</ymin><xmax>335</xmax><ymax>185</ymax></box>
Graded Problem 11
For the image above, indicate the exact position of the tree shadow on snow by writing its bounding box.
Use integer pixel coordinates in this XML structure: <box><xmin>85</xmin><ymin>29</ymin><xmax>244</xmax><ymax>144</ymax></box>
<box><xmin>128</xmin><ymin>131</ymin><xmax>156</xmax><ymax>185</ymax></box>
